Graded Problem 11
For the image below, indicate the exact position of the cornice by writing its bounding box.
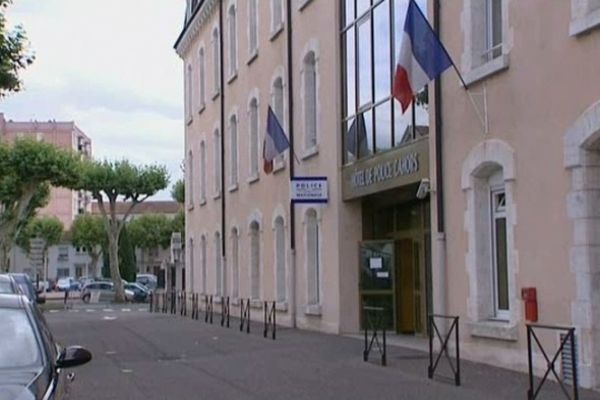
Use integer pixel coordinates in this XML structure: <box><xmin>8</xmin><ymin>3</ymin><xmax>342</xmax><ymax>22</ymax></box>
<box><xmin>174</xmin><ymin>0</ymin><xmax>219</xmax><ymax>58</ymax></box>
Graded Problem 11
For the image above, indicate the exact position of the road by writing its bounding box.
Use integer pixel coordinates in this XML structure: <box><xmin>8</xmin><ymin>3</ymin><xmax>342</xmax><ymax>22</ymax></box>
<box><xmin>45</xmin><ymin>304</ymin><xmax>600</xmax><ymax>400</ymax></box>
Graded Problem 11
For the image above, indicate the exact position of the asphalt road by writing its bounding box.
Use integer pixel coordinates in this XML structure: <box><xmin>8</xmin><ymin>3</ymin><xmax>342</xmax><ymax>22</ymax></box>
<box><xmin>45</xmin><ymin>305</ymin><xmax>600</xmax><ymax>400</ymax></box>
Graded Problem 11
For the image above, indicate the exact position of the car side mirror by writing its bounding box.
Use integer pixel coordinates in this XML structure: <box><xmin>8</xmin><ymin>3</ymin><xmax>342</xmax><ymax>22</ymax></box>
<box><xmin>56</xmin><ymin>346</ymin><xmax>92</xmax><ymax>369</ymax></box>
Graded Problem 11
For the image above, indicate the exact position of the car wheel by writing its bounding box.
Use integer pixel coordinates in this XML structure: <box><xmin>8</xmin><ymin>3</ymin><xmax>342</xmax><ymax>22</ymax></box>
<box><xmin>82</xmin><ymin>293</ymin><xmax>90</xmax><ymax>304</ymax></box>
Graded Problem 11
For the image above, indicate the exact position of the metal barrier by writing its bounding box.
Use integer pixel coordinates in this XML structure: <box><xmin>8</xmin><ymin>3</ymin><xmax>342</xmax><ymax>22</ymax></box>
<box><xmin>263</xmin><ymin>301</ymin><xmax>276</xmax><ymax>340</ymax></box>
<box><xmin>527</xmin><ymin>324</ymin><xmax>578</xmax><ymax>400</ymax></box>
<box><xmin>220</xmin><ymin>296</ymin><xmax>230</xmax><ymax>327</ymax></box>
<box><xmin>204</xmin><ymin>295</ymin><xmax>213</xmax><ymax>324</ymax></box>
<box><xmin>171</xmin><ymin>291</ymin><xmax>177</xmax><ymax>314</ymax></box>
<box><xmin>162</xmin><ymin>293</ymin><xmax>168</xmax><ymax>313</ymax></box>
<box><xmin>428</xmin><ymin>314</ymin><xmax>460</xmax><ymax>386</ymax></box>
<box><xmin>191</xmin><ymin>293</ymin><xmax>199</xmax><ymax>320</ymax></box>
<box><xmin>180</xmin><ymin>292</ymin><xmax>187</xmax><ymax>316</ymax></box>
<box><xmin>240</xmin><ymin>298</ymin><xmax>251</xmax><ymax>333</ymax></box>
<box><xmin>149</xmin><ymin>292</ymin><xmax>154</xmax><ymax>312</ymax></box>
<box><xmin>362</xmin><ymin>306</ymin><xmax>386</xmax><ymax>366</ymax></box>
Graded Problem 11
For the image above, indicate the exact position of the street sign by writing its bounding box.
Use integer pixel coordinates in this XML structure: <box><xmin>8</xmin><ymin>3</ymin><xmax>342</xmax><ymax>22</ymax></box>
<box><xmin>29</xmin><ymin>238</ymin><xmax>46</xmax><ymax>269</ymax></box>
<box><xmin>290</xmin><ymin>177</ymin><xmax>328</xmax><ymax>204</ymax></box>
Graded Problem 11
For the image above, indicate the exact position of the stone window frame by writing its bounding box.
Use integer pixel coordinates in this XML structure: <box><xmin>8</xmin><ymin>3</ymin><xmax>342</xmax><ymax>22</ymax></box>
<box><xmin>570</xmin><ymin>0</ymin><xmax>600</xmax><ymax>36</ymax></box>
<box><xmin>247</xmin><ymin>88</ymin><xmax>261</xmax><ymax>183</ymax></box>
<box><xmin>247</xmin><ymin>210</ymin><xmax>264</xmax><ymax>305</ymax></box>
<box><xmin>228</xmin><ymin>108</ymin><xmax>239</xmax><ymax>191</ymax></box>
<box><xmin>300</xmin><ymin>39</ymin><xmax>320</xmax><ymax>159</ymax></box>
<box><xmin>211</xmin><ymin>25</ymin><xmax>221</xmax><ymax>97</ymax></box>
<box><xmin>272</xmin><ymin>206</ymin><xmax>288</xmax><ymax>310</ymax></box>
<box><xmin>226</xmin><ymin>0</ymin><xmax>238</xmax><ymax>83</ymax></box>
<box><xmin>213</xmin><ymin>124</ymin><xmax>222</xmax><ymax>199</ymax></box>
<box><xmin>461</xmin><ymin>0</ymin><xmax>512</xmax><ymax>86</ymax></box>
<box><xmin>200</xmin><ymin>234</ymin><xmax>208</xmax><ymax>294</ymax></box>
<box><xmin>186</xmin><ymin>64</ymin><xmax>193</xmax><ymax>124</ymax></box>
<box><xmin>247</xmin><ymin>0</ymin><xmax>259</xmax><ymax>63</ymax></box>
<box><xmin>198</xmin><ymin>44</ymin><xmax>206</xmax><ymax>112</ymax></box>
<box><xmin>270</xmin><ymin>66</ymin><xmax>287</xmax><ymax>173</ymax></box>
<box><xmin>187</xmin><ymin>149</ymin><xmax>195</xmax><ymax>210</ymax></box>
<box><xmin>303</xmin><ymin>207</ymin><xmax>322</xmax><ymax>316</ymax></box>
<box><xmin>462</xmin><ymin>139</ymin><xmax>519</xmax><ymax>341</ymax></box>
<box><xmin>199</xmin><ymin>140</ymin><xmax>207</xmax><ymax>205</ymax></box>
<box><xmin>215</xmin><ymin>231</ymin><xmax>223</xmax><ymax>296</ymax></box>
<box><xmin>229</xmin><ymin>225</ymin><xmax>240</xmax><ymax>302</ymax></box>
<box><xmin>270</xmin><ymin>0</ymin><xmax>285</xmax><ymax>40</ymax></box>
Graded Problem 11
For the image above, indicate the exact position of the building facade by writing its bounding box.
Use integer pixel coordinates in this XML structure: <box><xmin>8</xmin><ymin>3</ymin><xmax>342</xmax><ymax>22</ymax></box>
<box><xmin>176</xmin><ymin>0</ymin><xmax>600</xmax><ymax>389</ymax></box>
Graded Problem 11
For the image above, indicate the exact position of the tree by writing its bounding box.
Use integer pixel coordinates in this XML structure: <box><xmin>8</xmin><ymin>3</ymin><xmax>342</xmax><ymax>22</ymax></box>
<box><xmin>70</xmin><ymin>214</ymin><xmax>106</xmax><ymax>278</ymax></box>
<box><xmin>78</xmin><ymin>159</ymin><xmax>169</xmax><ymax>302</ymax></box>
<box><xmin>16</xmin><ymin>216</ymin><xmax>63</xmax><ymax>280</ymax></box>
<box><xmin>118</xmin><ymin>225</ymin><xmax>136</xmax><ymax>282</ymax></box>
<box><xmin>128</xmin><ymin>214</ymin><xmax>173</xmax><ymax>251</ymax></box>
<box><xmin>0</xmin><ymin>139</ymin><xmax>82</xmax><ymax>271</ymax></box>
<box><xmin>170</xmin><ymin>179</ymin><xmax>184</xmax><ymax>205</ymax></box>
<box><xmin>0</xmin><ymin>0</ymin><xmax>35</xmax><ymax>96</ymax></box>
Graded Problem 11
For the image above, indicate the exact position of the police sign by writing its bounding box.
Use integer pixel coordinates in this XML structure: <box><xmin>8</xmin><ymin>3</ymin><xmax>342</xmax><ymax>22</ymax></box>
<box><xmin>290</xmin><ymin>177</ymin><xmax>328</xmax><ymax>204</ymax></box>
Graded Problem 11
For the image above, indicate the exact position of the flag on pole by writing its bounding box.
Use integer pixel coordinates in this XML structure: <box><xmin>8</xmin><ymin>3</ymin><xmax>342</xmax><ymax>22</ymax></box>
<box><xmin>393</xmin><ymin>0</ymin><xmax>452</xmax><ymax>113</ymax></box>
<box><xmin>345</xmin><ymin>113</ymin><xmax>368</xmax><ymax>158</ymax></box>
<box><xmin>263</xmin><ymin>106</ymin><xmax>290</xmax><ymax>174</ymax></box>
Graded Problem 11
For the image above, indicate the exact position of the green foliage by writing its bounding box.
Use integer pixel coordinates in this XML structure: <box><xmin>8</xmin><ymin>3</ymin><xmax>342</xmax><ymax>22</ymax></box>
<box><xmin>128</xmin><ymin>214</ymin><xmax>172</xmax><ymax>250</ymax></box>
<box><xmin>118</xmin><ymin>225</ymin><xmax>136</xmax><ymax>282</ymax></box>
<box><xmin>171</xmin><ymin>179</ymin><xmax>184</xmax><ymax>204</ymax></box>
<box><xmin>17</xmin><ymin>216</ymin><xmax>64</xmax><ymax>253</ymax></box>
<box><xmin>171</xmin><ymin>209</ymin><xmax>185</xmax><ymax>241</ymax></box>
<box><xmin>70</xmin><ymin>214</ymin><xmax>106</xmax><ymax>251</ymax></box>
<box><xmin>0</xmin><ymin>0</ymin><xmax>35</xmax><ymax>96</ymax></box>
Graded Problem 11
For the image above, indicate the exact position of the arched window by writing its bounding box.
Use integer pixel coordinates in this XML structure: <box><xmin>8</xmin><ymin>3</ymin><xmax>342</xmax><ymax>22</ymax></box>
<box><xmin>214</xmin><ymin>129</ymin><xmax>222</xmax><ymax>195</ymax></box>
<box><xmin>187</xmin><ymin>150</ymin><xmax>194</xmax><ymax>207</ymax></box>
<box><xmin>228</xmin><ymin>4</ymin><xmax>237</xmax><ymax>78</ymax></box>
<box><xmin>303</xmin><ymin>51</ymin><xmax>317</xmax><ymax>150</ymax></box>
<box><xmin>250</xmin><ymin>221</ymin><xmax>260</xmax><ymax>300</ymax></box>
<box><xmin>249</xmin><ymin>97</ymin><xmax>259</xmax><ymax>177</ymax></box>
<box><xmin>305</xmin><ymin>209</ymin><xmax>320</xmax><ymax>306</ymax></box>
<box><xmin>231</xmin><ymin>227</ymin><xmax>239</xmax><ymax>298</ymax></box>
<box><xmin>229</xmin><ymin>114</ymin><xmax>238</xmax><ymax>186</ymax></box>
<box><xmin>272</xmin><ymin>77</ymin><xmax>285</xmax><ymax>164</ymax></box>
<box><xmin>199</xmin><ymin>48</ymin><xmax>206</xmax><ymax>108</ymax></box>
<box><xmin>189</xmin><ymin>238</ymin><xmax>194</xmax><ymax>292</ymax></box>
<box><xmin>248</xmin><ymin>0</ymin><xmax>258</xmax><ymax>56</ymax></box>
<box><xmin>186</xmin><ymin>64</ymin><xmax>193</xmax><ymax>119</ymax></box>
<box><xmin>212</xmin><ymin>27</ymin><xmax>220</xmax><ymax>94</ymax></box>
<box><xmin>271</xmin><ymin>0</ymin><xmax>283</xmax><ymax>33</ymax></box>
<box><xmin>215</xmin><ymin>232</ymin><xmax>223</xmax><ymax>296</ymax></box>
<box><xmin>200</xmin><ymin>141</ymin><xmax>206</xmax><ymax>201</ymax></box>
<box><xmin>201</xmin><ymin>235</ymin><xmax>207</xmax><ymax>294</ymax></box>
<box><xmin>274</xmin><ymin>216</ymin><xmax>286</xmax><ymax>303</ymax></box>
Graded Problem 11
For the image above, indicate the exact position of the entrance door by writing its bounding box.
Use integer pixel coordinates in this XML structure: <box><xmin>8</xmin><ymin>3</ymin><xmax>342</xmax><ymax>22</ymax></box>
<box><xmin>396</xmin><ymin>239</ymin><xmax>415</xmax><ymax>333</ymax></box>
<box><xmin>359</xmin><ymin>241</ymin><xmax>395</xmax><ymax>331</ymax></box>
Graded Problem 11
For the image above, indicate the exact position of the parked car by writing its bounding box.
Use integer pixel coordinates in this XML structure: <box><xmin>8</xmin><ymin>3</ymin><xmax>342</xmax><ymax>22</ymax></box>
<box><xmin>0</xmin><ymin>274</ymin><xmax>19</xmax><ymax>295</ymax></box>
<box><xmin>9</xmin><ymin>273</ymin><xmax>45</xmax><ymax>304</ymax></box>
<box><xmin>0</xmin><ymin>293</ymin><xmax>92</xmax><ymax>399</ymax></box>
<box><xmin>56</xmin><ymin>277</ymin><xmax>81</xmax><ymax>292</ymax></box>
<box><xmin>124</xmin><ymin>282</ymin><xmax>149</xmax><ymax>303</ymax></box>
<box><xmin>136</xmin><ymin>274</ymin><xmax>157</xmax><ymax>291</ymax></box>
<box><xmin>81</xmin><ymin>282</ymin><xmax>134</xmax><ymax>303</ymax></box>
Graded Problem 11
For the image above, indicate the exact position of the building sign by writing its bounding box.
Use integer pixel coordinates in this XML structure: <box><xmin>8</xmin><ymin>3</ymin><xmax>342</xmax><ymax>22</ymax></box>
<box><xmin>342</xmin><ymin>137</ymin><xmax>429</xmax><ymax>200</ymax></box>
<box><xmin>291</xmin><ymin>177</ymin><xmax>328</xmax><ymax>203</ymax></box>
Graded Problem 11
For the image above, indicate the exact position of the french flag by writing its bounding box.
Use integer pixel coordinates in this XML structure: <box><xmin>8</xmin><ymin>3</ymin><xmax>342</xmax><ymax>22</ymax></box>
<box><xmin>393</xmin><ymin>0</ymin><xmax>452</xmax><ymax>113</ymax></box>
<box><xmin>263</xmin><ymin>106</ymin><xmax>290</xmax><ymax>174</ymax></box>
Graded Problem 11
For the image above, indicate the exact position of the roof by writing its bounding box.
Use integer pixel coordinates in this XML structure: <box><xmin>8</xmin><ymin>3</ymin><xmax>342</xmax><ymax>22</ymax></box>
<box><xmin>91</xmin><ymin>201</ymin><xmax>181</xmax><ymax>216</ymax></box>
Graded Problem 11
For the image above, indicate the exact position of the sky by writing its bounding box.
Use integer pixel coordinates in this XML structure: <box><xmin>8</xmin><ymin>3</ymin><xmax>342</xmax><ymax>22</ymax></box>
<box><xmin>1</xmin><ymin>0</ymin><xmax>187</xmax><ymax>200</ymax></box>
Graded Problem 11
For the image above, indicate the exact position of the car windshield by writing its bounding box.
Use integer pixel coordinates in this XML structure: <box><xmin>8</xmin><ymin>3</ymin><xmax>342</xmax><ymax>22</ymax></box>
<box><xmin>0</xmin><ymin>309</ymin><xmax>42</xmax><ymax>369</ymax></box>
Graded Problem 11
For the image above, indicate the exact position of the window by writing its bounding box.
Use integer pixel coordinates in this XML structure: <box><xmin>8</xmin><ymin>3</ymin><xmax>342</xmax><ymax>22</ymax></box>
<box><xmin>186</xmin><ymin>64</ymin><xmax>193</xmax><ymax>120</ymax></box>
<box><xmin>250</xmin><ymin>221</ymin><xmax>260</xmax><ymax>300</ymax></box>
<box><xmin>215</xmin><ymin>232</ymin><xmax>223</xmax><ymax>296</ymax></box>
<box><xmin>490</xmin><ymin>183</ymin><xmax>508</xmax><ymax>318</ymax></box>
<box><xmin>188</xmin><ymin>150</ymin><xmax>195</xmax><ymax>207</ymax></box>
<box><xmin>0</xmin><ymin>310</ymin><xmax>42</xmax><ymax>368</ymax></box>
<box><xmin>201</xmin><ymin>235</ymin><xmax>207</xmax><ymax>293</ymax></box>
<box><xmin>249</xmin><ymin>97</ymin><xmax>259</xmax><ymax>178</ymax></box>
<box><xmin>229</xmin><ymin>114</ymin><xmax>238</xmax><ymax>187</ymax></box>
<box><xmin>274</xmin><ymin>216</ymin><xmax>286</xmax><ymax>303</ymax></box>
<box><xmin>214</xmin><ymin>129</ymin><xmax>222</xmax><ymax>196</ymax></box>
<box><xmin>248</xmin><ymin>0</ymin><xmax>258</xmax><ymax>57</ymax></box>
<box><xmin>189</xmin><ymin>238</ymin><xmax>195</xmax><ymax>292</ymax></box>
<box><xmin>484</xmin><ymin>0</ymin><xmax>502</xmax><ymax>63</ymax></box>
<box><xmin>271</xmin><ymin>0</ymin><xmax>284</xmax><ymax>35</ymax></box>
<box><xmin>272</xmin><ymin>76</ymin><xmax>285</xmax><ymax>165</ymax></box>
<box><xmin>231</xmin><ymin>228</ymin><xmax>239</xmax><ymax>298</ymax></box>
<box><xmin>200</xmin><ymin>141</ymin><xmax>206</xmax><ymax>202</ymax></box>
<box><xmin>199</xmin><ymin>48</ymin><xmax>206</xmax><ymax>108</ymax></box>
<box><xmin>341</xmin><ymin>0</ymin><xmax>428</xmax><ymax>164</ymax></box>
<box><xmin>303</xmin><ymin>51</ymin><xmax>318</xmax><ymax>151</ymax></box>
<box><xmin>212</xmin><ymin>27</ymin><xmax>220</xmax><ymax>95</ymax></box>
<box><xmin>58</xmin><ymin>246</ymin><xmax>69</xmax><ymax>261</ymax></box>
<box><xmin>305</xmin><ymin>209</ymin><xmax>320</xmax><ymax>307</ymax></box>
<box><xmin>227</xmin><ymin>4</ymin><xmax>238</xmax><ymax>78</ymax></box>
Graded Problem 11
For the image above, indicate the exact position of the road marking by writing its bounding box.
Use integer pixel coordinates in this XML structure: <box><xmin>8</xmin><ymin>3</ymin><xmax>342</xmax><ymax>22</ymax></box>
<box><xmin>49</xmin><ymin>310</ymin><xmax>59</xmax><ymax>313</ymax></box>
<box><xmin>86</xmin><ymin>309</ymin><xmax>95</xmax><ymax>313</ymax></box>
<box><xmin>121</xmin><ymin>308</ymin><xmax>131</xmax><ymax>312</ymax></box>
<box><xmin>105</xmin><ymin>351</ymin><xmax>117</xmax><ymax>355</ymax></box>
<box><xmin>121</xmin><ymin>369</ymin><xmax>133</xmax><ymax>374</ymax></box>
<box><xmin>103</xmin><ymin>308</ymin><xmax>114</xmax><ymax>312</ymax></box>
<box><xmin>138</xmin><ymin>308</ymin><xmax>146</xmax><ymax>312</ymax></box>
<box><xmin>68</xmin><ymin>309</ymin><xmax>80</xmax><ymax>313</ymax></box>
<box><xmin>103</xmin><ymin>316</ymin><xmax>117</xmax><ymax>321</ymax></box>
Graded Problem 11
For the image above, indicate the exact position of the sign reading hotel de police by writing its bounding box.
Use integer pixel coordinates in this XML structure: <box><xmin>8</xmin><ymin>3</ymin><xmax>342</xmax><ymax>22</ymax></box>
<box><xmin>342</xmin><ymin>137</ymin><xmax>429</xmax><ymax>200</ymax></box>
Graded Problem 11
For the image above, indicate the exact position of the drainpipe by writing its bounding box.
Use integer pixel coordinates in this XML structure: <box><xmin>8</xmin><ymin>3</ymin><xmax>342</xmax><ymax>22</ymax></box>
<box><xmin>287</xmin><ymin>0</ymin><xmax>297</xmax><ymax>329</ymax></box>
<box><xmin>219</xmin><ymin>0</ymin><xmax>227</xmax><ymax>290</ymax></box>
<box><xmin>433</xmin><ymin>0</ymin><xmax>447</xmax><ymax>318</ymax></box>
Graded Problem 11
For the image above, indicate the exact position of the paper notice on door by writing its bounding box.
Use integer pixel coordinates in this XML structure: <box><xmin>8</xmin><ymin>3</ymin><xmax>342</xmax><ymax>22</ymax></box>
<box><xmin>376</xmin><ymin>271</ymin><xmax>389</xmax><ymax>279</ymax></box>
<box><xmin>369</xmin><ymin>257</ymin><xmax>383</xmax><ymax>270</ymax></box>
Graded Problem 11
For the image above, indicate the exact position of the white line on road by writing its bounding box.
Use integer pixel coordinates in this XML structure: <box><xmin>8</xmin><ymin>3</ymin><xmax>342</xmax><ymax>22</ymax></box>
<box><xmin>86</xmin><ymin>309</ymin><xmax>95</xmax><ymax>312</ymax></box>
<box><xmin>103</xmin><ymin>316</ymin><xmax>117</xmax><ymax>321</ymax></box>
<box><xmin>49</xmin><ymin>310</ymin><xmax>59</xmax><ymax>313</ymax></box>
<box><xmin>138</xmin><ymin>308</ymin><xmax>146</xmax><ymax>312</ymax></box>
<box><xmin>121</xmin><ymin>308</ymin><xmax>131</xmax><ymax>312</ymax></box>
<box><xmin>121</xmin><ymin>369</ymin><xmax>133</xmax><ymax>373</ymax></box>
<box><xmin>103</xmin><ymin>309</ymin><xmax>114</xmax><ymax>312</ymax></box>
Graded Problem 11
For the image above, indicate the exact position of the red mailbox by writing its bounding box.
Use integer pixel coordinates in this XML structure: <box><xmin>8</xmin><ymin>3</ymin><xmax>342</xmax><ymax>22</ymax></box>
<box><xmin>521</xmin><ymin>287</ymin><xmax>538</xmax><ymax>322</ymax></box>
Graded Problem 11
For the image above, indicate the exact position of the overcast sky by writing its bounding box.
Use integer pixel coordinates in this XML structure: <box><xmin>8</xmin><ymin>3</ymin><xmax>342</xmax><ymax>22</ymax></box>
<box><xmin>1</xmin><ymin>0</ymin><xmax>187</xmax><ymax>200</ymax></box>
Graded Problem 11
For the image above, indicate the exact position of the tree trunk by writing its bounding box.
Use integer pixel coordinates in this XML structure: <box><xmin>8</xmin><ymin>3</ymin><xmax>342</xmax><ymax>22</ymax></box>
<box><xmin>108</xmin><ymin>231</ymin><xmax>126</xmax><ymax>303</ymax></box>
<box><xmin>89</xmin><ymin>252</ymin><xmax>100</xmax><ymax>278</ymax></box>
<box><xmin>0</xmin><ymin>240</ymin><xmax>10</xmax><ymax>273</ymax></box>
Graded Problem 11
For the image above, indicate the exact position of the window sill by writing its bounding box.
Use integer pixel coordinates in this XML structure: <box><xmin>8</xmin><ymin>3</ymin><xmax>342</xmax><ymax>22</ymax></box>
<box><xmin>276</xmin><ymin>301</ymin><xmax>288</xmax><ymax>312</ymax></box>
<box><xmin>227</xmin><ymin>71</ymin><xmax>238</xmax><ymax>85</ymax></box>
<box><xmin>211</xmin><ymin>91</ymin><xmax>220</xmax><ymax>101</ymax></box>
<box><xmin>468</xmin><ymin>320</ymin><xmax>518</xmax><ymax>342</ymax></box>
<box><xmin>297</xmin><ymin>0</ymin><xmax>313</xmax><ymax>11</ymax></box>
<box><xmin>463</xmin><ymin>54</ymin><xmax>509</xmax><ymax>87</ymax></box>
<box><xmin>186</xmin><ymin>116</ymin><xmax>193</xmax><ymax>126</ymax></box>
<box><xmin>270</xmin><ymin>24</ymin><xmax>284</xmax><ymax>41</ymax></box>
<box><xmin>273</xmin><ymin>159</ymin><xmax>286</xmax><ymax>174</ymax></box>
<box><xmin>570</xmin><ymin>8</ymin><xmax>600</xmax><ymax>36</ymax></box>
<box><xmin>304</xmin><ymin>304</ymin><xmax>322</xmax><ymax>316</ymax></box>
<box><xmin>187</xmin><ymin>203</ymin><xmax>194</xmax><ymax>211</ymax></box>
<box><xmin>213</xmin><ymin>191</ymin><xmax>221</xmax><ymax>200</ymax></box>
<box><xmin>197</xmin><ymin>104</ymin><xmax>206</xmax><ymax>115</ymax></box>
<box><xmin>301</xmin><ymin>144</ymin><xmax>319</xmax><ymax>161</ymax></box>
<box><xmin>247</xmin><ymin>50</ymin><xmax>258</xmax><ymax>66</ymax></box>
<box><xmin>247</xmin><ymin>173</ymin><xmax>259</xmax><ymax>184</ymax></box>
<box><xmin>199</xmin><ymin>198</ymin><xmax>206</xmax><ymax>206</ymax></box>
<box><xmin>228</xmin><ymin>183</ymin><xmax>238</xmax><ymax>193</ymax></box>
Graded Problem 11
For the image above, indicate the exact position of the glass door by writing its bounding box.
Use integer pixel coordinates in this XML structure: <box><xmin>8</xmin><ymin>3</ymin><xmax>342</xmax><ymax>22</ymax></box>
<box><xmin>359</xmin><ymin>240</ymin><xmax>395</xmax><ymax>331</ymax></box>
